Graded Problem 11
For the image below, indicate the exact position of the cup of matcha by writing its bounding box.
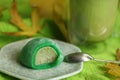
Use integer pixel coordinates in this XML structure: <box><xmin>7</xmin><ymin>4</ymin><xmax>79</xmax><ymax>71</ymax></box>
<box><xmin>68</xmin><ymin>0</ymin><xmax>118</xmax><ymax>44</ymax></box>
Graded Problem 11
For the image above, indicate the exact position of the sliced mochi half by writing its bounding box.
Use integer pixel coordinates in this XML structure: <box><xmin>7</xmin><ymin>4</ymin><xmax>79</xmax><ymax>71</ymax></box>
<box><xmin>19</xmin><ymin>38</ymin><xmax>64</xmax><ymax>69</ymax></box>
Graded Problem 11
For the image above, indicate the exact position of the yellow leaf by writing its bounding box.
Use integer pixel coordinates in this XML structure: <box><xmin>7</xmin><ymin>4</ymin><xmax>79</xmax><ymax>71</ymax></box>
<box><xmin>30</xmin><ymin>0</ymin><xmax>70</xmax><ymax>41</ymax></box>
<box><xmin>116</xmin><ymin>48</ymin><xmax>120</xmax><ymax>61</ymax></box>
<box><xmin>1</xmin><ymin>0</ymin><xmax>41</xmax><ymax>37</ymax></box>
<box><xmin>30</xmin><ymin>0</ymin><xmax>67</xmax><ymax>19</ymax></box>
<box><xmin>105</xmin><ymin>63</ymin><xmax>120</xmax><ymax>77</ymax></box>
<box><xmin>116</xmin><ymin>78</ymin><xmax>120</xmax><ymax>80</ymax></box>
<box><xmin>10</xmin><ymin>0</ymin><xmax>31</xmax><ymax>31</ymax></box>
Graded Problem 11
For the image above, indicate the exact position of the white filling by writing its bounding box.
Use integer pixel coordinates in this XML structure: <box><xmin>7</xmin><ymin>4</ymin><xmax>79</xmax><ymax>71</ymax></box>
<box><xmin>35</xmin><ymin>47</ymin><xmax>57</xmax><ymax>65</ymax></box>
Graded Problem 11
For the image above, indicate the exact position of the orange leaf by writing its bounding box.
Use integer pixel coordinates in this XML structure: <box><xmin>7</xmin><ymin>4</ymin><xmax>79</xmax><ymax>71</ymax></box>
<box><xmin>10</xmin><ymin>0</ymin><xmax>31</xmax><ymax>31</ymax></box>
<box><xmin>2</xmin><ymin>0</ymin><xmax>42</xmax><ymax>37</ymax></box>
<box><xmin>31</xmin><ymin>7</ymin><xmax>41</xmax><ymax>32</ymax></box>
<box><xmin>105</xmin><ymin>63</ymin><xmax>120</xmax><ymax>77</ymax></box>
<box><xmin>116</xmin><ymin>78</ymin><xmax>120</xmax><ymax>80</ymax></box>
<box><xmin>116</xmin><ymin>48</ymin><xmax>120</xmax><ymax>61</ymax></box>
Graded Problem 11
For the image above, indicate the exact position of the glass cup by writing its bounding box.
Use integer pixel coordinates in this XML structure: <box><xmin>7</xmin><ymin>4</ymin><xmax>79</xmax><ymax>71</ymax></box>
<box><xmin>68</xmin><ymin>0</ymin><xmax>119</xmax><ymax>45</ymax></box>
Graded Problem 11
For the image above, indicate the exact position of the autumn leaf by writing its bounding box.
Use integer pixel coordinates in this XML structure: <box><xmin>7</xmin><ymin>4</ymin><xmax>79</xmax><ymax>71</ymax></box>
<box><xmin>116</xmin><ymin>78</ymin><xmax>120</xmax><ymax>80</ymax></box>
<box><xmin>105</xmin><ymin>49</ymin><xmax>120</xmax><ymax>78</ymax></box>
<box><xmin>1</xmin><ymin>0</ymin><xmax>41</xmax><ymax>37</ymax></box>
<box><xmin>30</xmin><ymin>0</ymin><xmax>70</xmax><ymax>41</ymax></box>
<box><xmin>1</xmin><ymin>0</ymin><xmax>69</xmax><ymax>41</ymax></box>
<box><xmin>105</xmin><ymin>63</ymin><xmax>120</xmax><ymax>77</ymax></box>
<box><xmin>116</xmin><ymin>48</ymin><xmax>120</xmax><ymax>61</ymax></box>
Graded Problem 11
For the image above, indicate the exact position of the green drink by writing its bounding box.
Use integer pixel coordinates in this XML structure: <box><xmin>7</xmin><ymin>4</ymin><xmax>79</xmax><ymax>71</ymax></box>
<box><xmin>68</xmin><ymin>0</ymin><xmax>118</xmax><ymax>44</ymax></box>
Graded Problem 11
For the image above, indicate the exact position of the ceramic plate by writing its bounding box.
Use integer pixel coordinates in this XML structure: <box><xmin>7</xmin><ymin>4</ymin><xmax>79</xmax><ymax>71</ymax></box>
<box><xmin>0</xmin><ymin>38</ymin><xmax>83</xmax><ymax>80</ymax></box>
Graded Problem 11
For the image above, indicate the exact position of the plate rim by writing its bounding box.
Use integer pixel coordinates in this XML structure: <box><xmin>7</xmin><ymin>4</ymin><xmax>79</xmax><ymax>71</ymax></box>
<box><xmin>0</xmin><ymin>62</ymin><xmax>83</xmax><ymax>80</ymax></box>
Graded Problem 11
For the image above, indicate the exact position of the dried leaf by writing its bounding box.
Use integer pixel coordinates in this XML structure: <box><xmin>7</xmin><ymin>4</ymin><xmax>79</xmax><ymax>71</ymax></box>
<box><xmin>53</xmin><ymin>0</ymin><xmax>70</xmax><ymax>41</ymax></box>
<box><xmin>30</xmin><ymin>0</ymin><xmax>70</xmax><ymax>41</ymax></box>
<box><xmin>116</xmin><ymin>48</ymin><xmax>120</xmax><ymax>61</ymax></box>
<box><xmin>105</xmin><ymin>48</ymin><xmax>120</xmax><ymax>77</ymax></box>
<box><xmin>116</xmin><ymin>78</ymin><xmax>120</xmax><ymax>80</ymax></box>
<box><xmin>1</xmin><ymin>0</ymin><xmax>41</xmax><ymax>37</ymax></box>
<box><xmin>30</xmin><ymin>0</ymin><xmax>66</xmax><ymax>17</ymax></box>
<box><xmin>53</xmin><ymin>10</ymin><xmax>69</xmax><ymax>42</ymax></box>
<box><xmin>105</xmin><ymin>63</ymin><xmax>120</xmax><ymax>77</ymax></box>
<box><xmin>31</xmin><ymin>7</ymin><xmax>41</xmax><ymax>32</ymax></box>
<box><xmin>10</xmin><ymin>0</ymin><xmax>31</xmax><ymax>31</ymax></box>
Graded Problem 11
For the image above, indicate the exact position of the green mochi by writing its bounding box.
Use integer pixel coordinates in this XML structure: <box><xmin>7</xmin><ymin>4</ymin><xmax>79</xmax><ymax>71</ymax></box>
<box><xmin>19</xmin><ymin>38</ymin><xmax>64</xmax><ymax>69</ymax></box>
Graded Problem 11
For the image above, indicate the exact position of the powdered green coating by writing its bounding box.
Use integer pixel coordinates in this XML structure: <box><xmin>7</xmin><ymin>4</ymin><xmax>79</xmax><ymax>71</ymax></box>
<box><xmin>19</xmin><ymin>38</ymin><xmax>64</xmax><ymax>69</ymax></box>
